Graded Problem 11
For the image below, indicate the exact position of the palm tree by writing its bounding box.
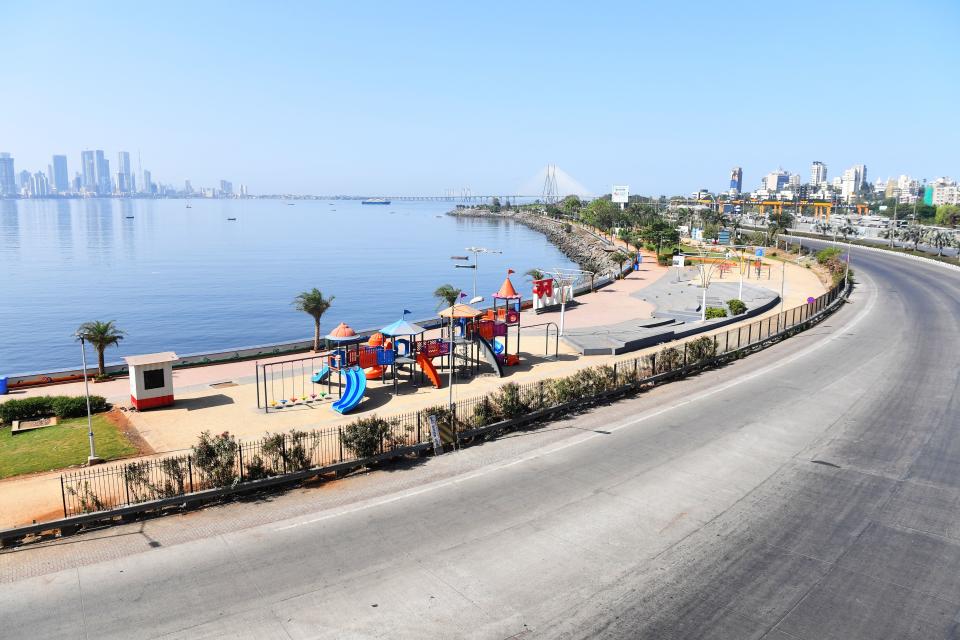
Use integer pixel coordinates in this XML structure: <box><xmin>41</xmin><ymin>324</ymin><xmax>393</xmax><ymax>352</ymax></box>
<box><xmin>293</xmin><ymin>288</ymin><xmax>334</xmax><ymax>352</ymax></box>
<box><xmin>611</xmin><ymin>250</ymin><xmax>631</xmax><ymax>277</ymax></box>
<box><xmin>76</xmin><ymin>320</ymin><xmax>125</xmax><ymax>378</ymax></box>
<box><xmin>524</xmin><ymin>268</ymin><xmax>545</xmax><ymax>281</ymax></box>
<box><xmin>433</xmin><ymin>284</ymin><xmax>460</xmax><ymax>310</ymax></box>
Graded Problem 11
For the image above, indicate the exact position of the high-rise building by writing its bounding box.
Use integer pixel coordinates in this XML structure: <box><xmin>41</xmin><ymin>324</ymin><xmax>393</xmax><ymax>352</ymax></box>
<box><xmin>239</xmin><ymin>184</ymin><xmax>248</xmax><ymax>197</ymax></box>
<box><xmin>116</xmin><ymin>151</ymin><xmax>131</xmax><ymax>194</ymax></box>
<box><xmin>142</xmin><ymin>169</ymin><xmax>152</xmax><ymax>194</ymax></box>
<box><xmin>729</xmin><ymin>167</ymin><xmax>742</xmax><ymax>195</ymax></box>
<box><xmin>810</xmin><ymin>161</ymin><xmax>827</xmax><ymax>187</ymax></box>
<box><xmin>764</xmin><ymin>169</ymin><xmax>790</xmax><ymax>193</ymax></box>
<box><xmin>18</xmin><ymin>170</ymin><xmax>32</xmax><ymax>192</ymax></box>
<box><xmin>31</xmin><ymin>171</ymin><xmax>50</xmax><ymax>197</ymax></box>
<box><xmin>841</xmin><ymin>164</ymin><xmax>867</xmax><ymax>202</ymax></box>
<box><xmin>95</xmin><ymin>150</ymin><xmax>111</xmax><ymax>195</ymax></box>
<box><xmin>81</xmin><ymin>150</ymin><xmax>97</xmax><ymax>192</ymax></box>
<box><xmin>184</xmin><ymin>180</ymin><xmax>193</xmax><ymax>194</ymax></box>
<box><xmin>72</xmin><ymin>173</ymin><xmax>82</xmax><ymax>193</ymax></box>
<box><xmin>0</xmin><ymin>153</ymin><xmax>16</xmax><ymax>196</ymax></box>
<box><xmin>219</xmin><ymin>180</ymin><xmax>233</xmax><ymax>196</ymax></box>
<box><xmin>51</xmin><ymin>155</ymin><xmax>69</xmax><ymax>193</ymax></box>
<box><xmin>788</xmin><ymin>174</ymin><xmax>800</xmax><ymax>188</ymax></box>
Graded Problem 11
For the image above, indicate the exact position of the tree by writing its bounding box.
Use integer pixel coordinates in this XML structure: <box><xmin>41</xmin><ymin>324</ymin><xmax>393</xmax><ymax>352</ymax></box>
<box><xmin>899</xmin><ymin>224</ymin><xmax>923</xmax><ymax>251</ymax></box>
<box><xmin>837</xmin><ymin>223</ymin><xmax>858</xmax><ymax>241</ymax></box>
<box><xmin>935</xmin><ymin>204</ymin><xmax>960</xmax><ymax>227</ymax></box>
<box><xmin>76</xmin><ymin>320</ymin><xmax>125</xmax><ymax>378</ymax></box>
<box><xmin>491</xmin><ymin>197</ymin><xmax>501</xmax><ymax>213</ymax></box>
<box><xmin>581</xmin><ymin>198</ymin><xmax>618</xmax><ymax>233</ymax></box>
<box><xmin>293</xmin><ymin>288</ymin><xmax>334</xmax><ymax>352</ymax></box>
<box><xmin>924</xmin><ymin>229</ymin><xmax>952</xmax><ymax>256</ymax></box>
<box><xmin>611</xmin><ymin>250</ymin><xmax>632</xmax><ymax>276</ymax></box>
<box><xmin>768</xmin><ymin>211</ymin><xmax>794</xmax><ymax>240</ymax></box>
<box><xmin>433</xmin><ymin>283</ymin><xmax>461</xmax><ymax>309</ymax></box>
<box><xmin>524</xmin><ymin>268</ymin><xmax>545</xmax><ymax>281</ymax></box>
<box><xmin>640</xmin><ymin>219</ymin><xmax>679</xmax><ymax>255</ymax></box>
<box><xmin>560</xmin><ymin>195</ymin><xmax>582</xmax><ymax>218</ymax></box>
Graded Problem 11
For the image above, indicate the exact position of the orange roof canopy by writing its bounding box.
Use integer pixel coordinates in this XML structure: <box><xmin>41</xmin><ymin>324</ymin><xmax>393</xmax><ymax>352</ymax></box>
<box><xmin>438</xmin><ymin>304</ymin><xmax>483</xmax><ymax>319</ymax></box>
<box><xmin>494</xmin><ymin>275</ymin><xmax>520</xmax><ymax>299</ymax></box>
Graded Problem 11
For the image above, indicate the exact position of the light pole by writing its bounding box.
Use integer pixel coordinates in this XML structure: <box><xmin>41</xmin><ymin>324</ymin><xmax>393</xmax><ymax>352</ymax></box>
<box><xmin>464</xmin><ymin>246</ymin><xmax>501</xmax><ymax>300</ymax></box>
<box><xmin>77</xmin><ymin>335</ymin><xmax>102</xmax><ymax>465</ymax></box>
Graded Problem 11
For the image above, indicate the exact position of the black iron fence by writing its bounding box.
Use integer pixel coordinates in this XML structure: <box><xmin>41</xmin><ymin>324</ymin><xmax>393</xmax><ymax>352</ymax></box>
<box><xmin>61</xmin><ymin>279</ymin><xmax>850</xmax><ymax>518</ymax></box>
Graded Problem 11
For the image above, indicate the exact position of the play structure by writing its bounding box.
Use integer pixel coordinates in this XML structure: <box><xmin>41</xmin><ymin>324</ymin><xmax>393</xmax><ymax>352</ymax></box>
<box><xmin>532</xmin><ymin>276</ymin><xmax>575</xmax><ymax>313</ymax></box>
<box><xmin>255</xmin><ymin>273</ymin><xmax>527</xmax><ymax>414</ymax></box>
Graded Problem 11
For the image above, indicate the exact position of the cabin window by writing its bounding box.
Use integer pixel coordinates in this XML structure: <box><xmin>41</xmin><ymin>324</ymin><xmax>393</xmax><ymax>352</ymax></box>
<box><xmin>143</xmin><ymin>369</ymin><xmax>165</xmax><ymax>390</ymax></box>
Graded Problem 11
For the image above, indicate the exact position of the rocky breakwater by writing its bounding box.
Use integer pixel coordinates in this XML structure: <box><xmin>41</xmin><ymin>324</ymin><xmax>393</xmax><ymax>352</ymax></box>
<box><xmin>447</xmin><ymin>208</ymin><xmax>619</xmax><ymax>275</ymax></box>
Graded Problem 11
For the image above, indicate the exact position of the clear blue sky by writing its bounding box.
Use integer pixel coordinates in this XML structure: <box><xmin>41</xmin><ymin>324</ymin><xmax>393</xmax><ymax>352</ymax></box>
<box><xmin>3</xmin><ymin>0</ymin><xmax>958</xmax><ymax>196</ymax></box>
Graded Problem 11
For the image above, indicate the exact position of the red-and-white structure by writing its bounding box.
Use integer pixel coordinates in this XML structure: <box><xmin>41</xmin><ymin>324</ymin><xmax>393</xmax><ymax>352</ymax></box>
<box><xmin>532</xmin><ymin>277</ymin><xmax>574</xmax><ymax>312</ymax></box>
<box><xmin>124</xmin><ymin>352</ymin><xmax>178</xmax><ymax>410</ymax></box>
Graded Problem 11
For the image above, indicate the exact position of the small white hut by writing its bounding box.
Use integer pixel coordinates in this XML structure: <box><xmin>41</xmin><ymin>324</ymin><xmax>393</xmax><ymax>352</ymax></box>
<box><xmin>124</xmin><ymin>352</ymin><xmax>179</xmax><ymax>410</ymax></box>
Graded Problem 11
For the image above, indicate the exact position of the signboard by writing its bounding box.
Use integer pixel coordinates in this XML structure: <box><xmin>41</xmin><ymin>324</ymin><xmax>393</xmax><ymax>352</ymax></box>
<box><xmin>612</xmin><ymin>185</ymin><xmax>630</xmax><ymax>204</ymax></box>
<box><xmin>717</xmin><ymin>230</ymin><xmax>730</xmax><ymax>245</ymax></box>
<box><xmin>755</xmin><ymin>247</ymin><xmax>765</xmax><ymax>257</ymax></box>
<box><xmin>428</xmin><ymin>414</ymin><xmax>443</xmax><ymax>455</ymax></box>
<box><xmin>673</xmin><ymin>255</ymin><xmax>685</xmax><ymax>268</ymax></box>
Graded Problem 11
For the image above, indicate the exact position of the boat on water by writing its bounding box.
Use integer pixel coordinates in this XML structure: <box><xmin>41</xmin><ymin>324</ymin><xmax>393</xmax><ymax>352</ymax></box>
<box><xmin>227</xmin><ymin>217</ymin><xmax>237</xmax><ymax>221</ymax></box>
<box><xmin>361</xmin><ymin>198</ymin><xmax>391</xmax><ymax>205</ymax></box>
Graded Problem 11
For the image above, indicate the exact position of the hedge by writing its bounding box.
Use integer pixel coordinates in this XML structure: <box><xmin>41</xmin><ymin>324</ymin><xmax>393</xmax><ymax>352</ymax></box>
<box><xmin>0</xmin><ymin>395</ymin><xmax>109</xmax><ymax>425</ymax></box>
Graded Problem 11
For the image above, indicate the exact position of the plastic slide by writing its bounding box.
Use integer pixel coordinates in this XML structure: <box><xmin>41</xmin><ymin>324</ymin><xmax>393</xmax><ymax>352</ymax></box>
<box><xmin>475</xmin><ymin>336</ymin><xmax>505</xmax><ymax>378</ymax></box>
<box><xmin>416</xmin><ymin>352</ymin><xmax>442</xmax><ymax>389</ymax></box>
<box><xmin>492</xmin><ymin>339</ymin><xmax>505</xmax><ymax>355</ymax></box>
<box><xmin>332</xmin><ymin>366</ymin><xmax>366</xmax><ymax>414</ymax></box>
<box><xmin>311</xmin><ymin>366</ymin><xmax>331</xmax><ymax>384</ymax></box>
<box><xmin>365</xmin><ymin>365</ymin><xmax>385</xmax><ymax>380</ymax></box>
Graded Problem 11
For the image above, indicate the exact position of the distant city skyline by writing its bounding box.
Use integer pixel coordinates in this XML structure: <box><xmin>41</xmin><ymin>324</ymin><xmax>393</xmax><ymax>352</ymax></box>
<box><xmin>2</xmin><ymin>1</ymin><xmax>958</xmax><ymax>196</ymax></box>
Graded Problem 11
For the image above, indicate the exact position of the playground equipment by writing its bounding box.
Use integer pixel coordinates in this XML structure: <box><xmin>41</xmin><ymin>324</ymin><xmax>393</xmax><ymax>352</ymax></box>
<box><xmin>332</xmin><ymin>366</ymin><xmax>367</xmax><ymax>414</ymax></box>
<box><xmin>469</xmin><ymin>273</ymin><xmax>522</xmax><ymax>368</ymax></box>
<box><xmin>532</xmin><ymin>276</ymin><xmax>574</xmax><ymax>313</ymax></box>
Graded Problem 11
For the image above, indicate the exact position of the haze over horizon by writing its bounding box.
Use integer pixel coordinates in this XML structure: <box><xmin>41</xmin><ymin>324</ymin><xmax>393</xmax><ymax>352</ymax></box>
<box><xmin>3</xmin><ymin>0</ymin><xmax>958</xmax><ymax>196</ymax></box>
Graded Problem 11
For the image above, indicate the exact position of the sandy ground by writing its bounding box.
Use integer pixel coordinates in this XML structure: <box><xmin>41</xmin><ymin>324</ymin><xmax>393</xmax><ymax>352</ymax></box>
<box><xmin>0</xmin><ymin>249</ymin><xmax>825</xmax><ymax>529</ymax></box>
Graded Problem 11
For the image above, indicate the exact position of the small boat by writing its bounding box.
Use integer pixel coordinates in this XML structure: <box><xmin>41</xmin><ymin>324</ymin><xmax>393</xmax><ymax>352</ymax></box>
<box><xmin>286</xmin><ymin>202</ymin><xmax>295</xmax><ymax>206</ymax></box>
<box><xmin>125</xmin><ymin>216</ymin><xmax>134</xmax><ymax>219</ymax></box>
<box><xmin>186</xmin><ymin>203</ymin><xmax>192</xmax><ymax>209</ymax></box>
<box><xmin>362</xmin><ymin>198</ymin><xmax>391</xmax><ymax>205</ymax></box>
<box><xmin>227</xmin><ymin>217</ymin><xmax>237</xmax><ymax>221</ymax></box>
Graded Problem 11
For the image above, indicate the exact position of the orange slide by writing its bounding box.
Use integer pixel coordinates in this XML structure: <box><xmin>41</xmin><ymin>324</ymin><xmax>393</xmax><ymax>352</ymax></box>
<box><xmin>416</xmin><ymin>352</ymin><xmax>442</xmax><ymax>389</ymax></box>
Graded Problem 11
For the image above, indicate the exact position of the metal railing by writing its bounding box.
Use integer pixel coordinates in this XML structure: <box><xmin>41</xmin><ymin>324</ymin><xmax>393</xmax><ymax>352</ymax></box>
<box><xmin>57</xmin><ymin>279</ymin><xmax>850</xmax><ymax>520</ymax></box>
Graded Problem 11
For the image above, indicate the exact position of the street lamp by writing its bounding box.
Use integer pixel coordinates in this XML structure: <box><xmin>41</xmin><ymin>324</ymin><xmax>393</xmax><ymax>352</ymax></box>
<box><xmin>76</xmin><ymin>335</ymin><xmax>102</xmax><ymax>465</ymax></box>
<box><xmin>464</xmin><ymin>246</ymin><xmax>501</xmax><ymax>300</ymax></box>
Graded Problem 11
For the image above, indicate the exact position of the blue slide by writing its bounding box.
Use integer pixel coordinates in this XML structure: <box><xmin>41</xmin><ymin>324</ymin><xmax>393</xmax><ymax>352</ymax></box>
<box><xmin>311</xmin><ymin>366</ymin><xmax>331</xmax><ymax>384</ymax></box>
<box><xmin>332</xmin><ymin>366</ymin><xmax>366</xmax><ymax>414</ymax></box>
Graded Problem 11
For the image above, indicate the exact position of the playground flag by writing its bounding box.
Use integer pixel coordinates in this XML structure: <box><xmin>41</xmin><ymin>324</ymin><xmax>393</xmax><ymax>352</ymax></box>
<box><xmin>507</xmin><ymin>269</ymin><xmax>515</xmax><ymax>274</ymax></box>
<box><xmin>403</xmin><ymin>309</ymin><xmax>411</xmax><ymax>316</ymax></box>
<box><xmin>459</xmin><ymin>292</ymin><xmax>467</xmax><ymax>298</ymax></box>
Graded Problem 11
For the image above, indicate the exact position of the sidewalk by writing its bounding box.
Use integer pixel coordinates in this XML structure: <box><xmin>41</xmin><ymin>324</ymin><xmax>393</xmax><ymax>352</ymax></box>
<box><xmin>0</xmin><ymin>253</ymin><xmax>824</xmax><ymax>529</ymax></box>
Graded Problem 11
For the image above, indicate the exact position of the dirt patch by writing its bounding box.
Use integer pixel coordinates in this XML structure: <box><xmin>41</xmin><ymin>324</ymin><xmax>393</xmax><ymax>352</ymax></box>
<box><xmin>107</xmin><ymin>409</ymin><xmax>155</xmax><ymax>456</ymax></box>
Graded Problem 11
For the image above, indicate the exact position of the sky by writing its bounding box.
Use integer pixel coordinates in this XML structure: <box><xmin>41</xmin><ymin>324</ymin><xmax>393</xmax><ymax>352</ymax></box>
<box><xmin>2</xmin><ymin>0</ymin><xmax>958</xmax><ymax>196</ymax></box>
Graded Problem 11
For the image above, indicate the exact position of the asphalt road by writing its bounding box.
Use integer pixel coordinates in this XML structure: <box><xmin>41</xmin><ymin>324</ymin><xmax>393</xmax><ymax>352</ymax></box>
<box><xmin>1</xmin><ymin>245</ymin><xmax>958</xmax><ymax>639</ymax></box>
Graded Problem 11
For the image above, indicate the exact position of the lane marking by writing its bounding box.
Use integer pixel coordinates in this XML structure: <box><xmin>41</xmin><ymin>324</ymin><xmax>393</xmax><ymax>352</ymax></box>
<box><xmin>275</xmin><ymin>279</ymin><xmax>878</xmax><ymax>533</ymax></box>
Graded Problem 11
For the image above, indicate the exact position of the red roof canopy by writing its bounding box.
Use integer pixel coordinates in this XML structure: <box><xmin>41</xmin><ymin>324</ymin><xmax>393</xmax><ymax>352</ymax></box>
<box><xmin>494</xmin><ymin>276</ymin><xmax>520</xmax><ymax>299</ymax></box>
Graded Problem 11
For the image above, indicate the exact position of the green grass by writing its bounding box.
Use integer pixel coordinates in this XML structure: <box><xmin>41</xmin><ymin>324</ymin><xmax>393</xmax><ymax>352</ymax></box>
<box><xmin>0</xmin><ymin>413</ymin><xmax>138</xmax><ymax>479</ymax></box>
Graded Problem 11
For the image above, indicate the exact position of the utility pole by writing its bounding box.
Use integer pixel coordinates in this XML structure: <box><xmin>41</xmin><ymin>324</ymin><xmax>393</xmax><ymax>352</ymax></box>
<box><xmin>78</xmin><ymin>336</ymin><xmax>101</xmax><ymax>465</ymax></box>
<box><xmin>890</xmin><ymin>200</ymin><xmax>898</xmax><ymax>248</ymax></box>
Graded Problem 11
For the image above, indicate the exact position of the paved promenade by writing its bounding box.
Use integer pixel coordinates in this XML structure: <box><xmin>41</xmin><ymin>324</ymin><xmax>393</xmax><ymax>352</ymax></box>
<box><xmin>0</xmin><ymin>249</ymin><xmax>824</xmax><ymax>529</ymax></box>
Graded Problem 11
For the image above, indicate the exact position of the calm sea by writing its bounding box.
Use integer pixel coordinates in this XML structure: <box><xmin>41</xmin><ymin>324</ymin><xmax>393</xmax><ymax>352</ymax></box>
<box><xmin>0</xmin><ymin>198</ymin><xmax>576</xmax><ymax>375</ymax></box>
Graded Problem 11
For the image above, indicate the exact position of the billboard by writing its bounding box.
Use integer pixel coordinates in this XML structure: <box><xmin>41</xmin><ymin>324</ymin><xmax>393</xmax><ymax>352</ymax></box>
<box><xmin>612</xmin><ymin>185</ymin><xmax>629</xmax><ymax>204</ymax></box>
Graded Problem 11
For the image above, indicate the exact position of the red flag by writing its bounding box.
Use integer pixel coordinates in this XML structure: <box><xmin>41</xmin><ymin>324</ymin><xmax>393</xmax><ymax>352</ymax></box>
<box><xmin>507</xmin><ymin>269</ymin><xmax>515</xmax><ymax>274</ymax></box>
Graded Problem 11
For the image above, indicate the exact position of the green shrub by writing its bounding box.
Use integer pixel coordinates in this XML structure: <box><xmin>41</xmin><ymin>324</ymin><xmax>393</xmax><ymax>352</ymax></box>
<box><xmin>546</xmin><ymin>376</ymin><xmax>580</xmax><ymax>405</ymax></box>
<box><xmin>193</xmin><ymin>431</ymin><xmax>237</xmax><ymax>488</ymax></box>
<box><xmin>340</xmin><ymin>416</ymin><xmax>396</xmax><ymax>459</ymax></box>
<box><xmin>687</xmin><ymin>336</ymin><xmax>718</xmax><ymax>361</ymax></box>
<box><xmin>657</xmin><ymin>253</ymin><xmax>672</xmax><ymax>266</ymax></box>
<box><xmin>705</xmin><ymin>306</ymin><xmax>728</xmax><ymax>319</ymax></box>
<box><xmin>655</xmin><ymin>346</ymin><xmax>683</xmax><ymax>373</ymax></box>
<box><xmin>816</xmin><ymin>247</ymin><xmax>842</xmax><ymax>264</ymax></box>
<box><xmin>472</xmin><ymin>397</ymin><xmax>499</xmax><ymax>427</ymax></box>
<box><xmin>727</xmin><ymin>299</ymin><xmax>747</xmax><ymax>315</ymax></box>
<box><xmin>491</xmin><ymin>383</ymin><xmax>529</xmax><ymax>419</ymax></box>
<box><xmin>0</xmin><ymin>394</ymin><xmax>108</xmax><ymax>424</ymax></box>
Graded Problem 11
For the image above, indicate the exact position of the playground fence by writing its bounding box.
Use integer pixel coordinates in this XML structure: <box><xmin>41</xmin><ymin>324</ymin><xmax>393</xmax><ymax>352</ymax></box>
<box><xmin>58</xmin><ymin>279</ymin><xmax>850</xmax><ymax>519</ymax></box>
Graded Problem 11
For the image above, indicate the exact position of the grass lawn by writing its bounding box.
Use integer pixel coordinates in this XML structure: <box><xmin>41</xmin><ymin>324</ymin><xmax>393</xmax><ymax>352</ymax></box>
<box><xmin>0</xmin><ymin>413</ymin><xmax>138</xmax><ymax>479</ymax></box>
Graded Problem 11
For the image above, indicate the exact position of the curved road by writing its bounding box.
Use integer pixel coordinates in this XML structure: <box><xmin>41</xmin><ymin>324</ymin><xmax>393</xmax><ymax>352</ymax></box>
<box><xmin>2</xmin><ymin>246</ymin><xmax>958</xmax><ymax>639</ymax></box>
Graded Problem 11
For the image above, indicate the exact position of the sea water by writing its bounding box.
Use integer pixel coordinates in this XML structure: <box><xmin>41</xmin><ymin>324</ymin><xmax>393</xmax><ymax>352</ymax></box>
<box><xmin>0</xmin><ymin>198</ymin><xmax>576</xmax><ymax>374</ymax></box>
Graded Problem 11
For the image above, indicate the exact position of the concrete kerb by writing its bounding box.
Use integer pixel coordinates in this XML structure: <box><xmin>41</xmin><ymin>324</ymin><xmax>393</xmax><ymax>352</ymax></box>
<box><xmin>783</xmin><ymin>232</ymin><xmax>960</xmax><ymax>274</ymax></box>
<box><xmin>0</xmin><ymin>279</ymin><xmax>852</xmax><ymax>549</ymax></box>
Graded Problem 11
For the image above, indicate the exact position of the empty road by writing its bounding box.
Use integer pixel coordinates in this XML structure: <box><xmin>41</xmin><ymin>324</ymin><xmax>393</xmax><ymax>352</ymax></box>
<box><xmin>2</xmin><ymin>244</ymin><xmax>958</xmax><ymax>639</ymax></box>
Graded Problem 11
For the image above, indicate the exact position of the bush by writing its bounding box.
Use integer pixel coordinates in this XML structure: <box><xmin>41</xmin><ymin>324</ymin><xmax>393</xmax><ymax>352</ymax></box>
<box><xmin>193</xmin><ymin>431</ymin><xmax>237</xmax><ymax>488</ymax></box>
<box><xmin>491</xmin><ymin>383</ymin><xmax>529</xmax><ymax>420</ymax></box>
<box><xmin>705</xmin><ymin>306</ymin><xmax>728</xmax><ymax>319</ymax></box>
<box><xmin>340</xmin><ymin>416</ymin><xmax>396</xmax><ymax>459</ymax></box>
<box><xmin>816</xmin><ymin>247</ymin><xmax>843</xmax><ymax>264</ymax></box>
<box><xmin>0</xmin><ymin>394</ymin><xmax>108</xmax><ymax>424</ymax></box>
<box><xmin>687</xmin><ymin>336</ymin><xmax>718</xmax><ymax>362</ymax></box>
<box><xmin>655</xmin><ymin>346</ymin><xmax>683</xmax><ymax>374</ymax></box>
<box><xmin>727</xmin><ymin>299</ymin><xmax>747</xmax><ymax>315</ymax></box>
<box><xmin>657</xmin><ymin>253</ymin><xmax>672</xmax><ymax>266</ymax></box>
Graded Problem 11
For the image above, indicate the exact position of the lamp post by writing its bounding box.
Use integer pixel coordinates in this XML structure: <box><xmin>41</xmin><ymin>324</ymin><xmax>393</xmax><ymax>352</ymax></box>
<box><xmin>464</xmin><ymin>246</ymin><xmax>501</xmax><ymax>300</ymax></box>
<box><xmin>77</xmin><ymin>335</ymin><xmax>102</xmax><ymax>465</ymax></box>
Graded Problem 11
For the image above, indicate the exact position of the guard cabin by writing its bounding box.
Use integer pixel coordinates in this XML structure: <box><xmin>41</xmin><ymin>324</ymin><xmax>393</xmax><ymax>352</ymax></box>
<box><xmin>125</xmin><ymin>352</ymin><xmax>178</xmax><ymax>410</ymax></box>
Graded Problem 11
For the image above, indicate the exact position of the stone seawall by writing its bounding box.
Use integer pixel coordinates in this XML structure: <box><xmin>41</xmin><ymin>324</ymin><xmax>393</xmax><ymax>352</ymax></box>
<box><xmin>447</xmin><ymin>208</ymin><xmax>619</xmax><ymax>274</ymax></box>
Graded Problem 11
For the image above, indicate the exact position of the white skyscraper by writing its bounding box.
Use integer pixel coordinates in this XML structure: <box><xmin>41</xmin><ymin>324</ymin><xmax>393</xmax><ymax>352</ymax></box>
<box><xmin>810</xmin><ymin>161</ymin><xmax>827</xmax><ymax>187</ymax></box>
<box><xmin>841</xmin><ymin>164</ymin><xmax>867</xmax><ymax>202</ymax></box>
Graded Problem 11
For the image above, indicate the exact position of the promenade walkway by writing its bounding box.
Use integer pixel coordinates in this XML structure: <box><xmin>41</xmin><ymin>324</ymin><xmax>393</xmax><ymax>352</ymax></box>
<box><xmin>0</xmin><ymin>249</ymin><xmax>825</xmax><ymax>529</ymax></box>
